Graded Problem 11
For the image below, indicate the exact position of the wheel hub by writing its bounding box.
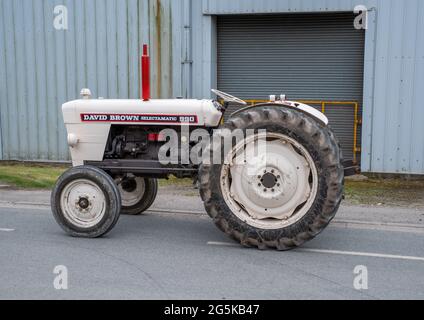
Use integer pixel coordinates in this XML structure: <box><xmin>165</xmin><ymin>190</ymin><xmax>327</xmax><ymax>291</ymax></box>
<box><xmin>221</xmin><ymin>132</ymin><xmax>318</xmax><ymax>229</ymax></box>
<box><xmin>121</xmin><ymin>178</ymin><xmax>137</xmax><ymax>193</ymax></box>
<box><xmin>260</xmin><ymin>171</ymin><xmax>278</xmax><ymax>189</ymax></box>
<box><xmin>116</xmin><ymin>176</ymin><xmax>146</xmax><ymax>207</ymax></box>
<box><xmin>60</xmin><ymin>179</ymin><xmax>107</xmax><ymax>228</ymax></box>
<box><xmin>77</xmin><ymin>197</ymin><xmax>90</xmax><ymax>210</ymax></box>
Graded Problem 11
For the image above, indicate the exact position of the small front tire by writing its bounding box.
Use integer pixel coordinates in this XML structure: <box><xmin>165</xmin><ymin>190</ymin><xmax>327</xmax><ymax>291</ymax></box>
<box><xmin>51</xmin><ymin>166</ymin><xmax>121</xmax><ymax>238</ymax></box>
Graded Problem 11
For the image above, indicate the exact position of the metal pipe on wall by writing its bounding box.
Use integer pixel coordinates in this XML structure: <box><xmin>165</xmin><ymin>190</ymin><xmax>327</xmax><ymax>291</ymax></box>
<box><xmin>182</xmin><ymin>0</ymin><xmax>193</xmax><ymax>99</ymax></box>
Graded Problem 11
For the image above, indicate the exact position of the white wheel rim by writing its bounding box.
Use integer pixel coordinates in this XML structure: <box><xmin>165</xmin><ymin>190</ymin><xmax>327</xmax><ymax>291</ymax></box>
<box><xmin>220</xmin><ymin>132</ymin><xmax>318</xmax><ymax>230</ymax></box>
<box><xmin>60</xmin><ymin>179</ymin><xmax>107</xmax><ymax>229</ymax></box>
<box><xmin>117</xmin><ymin>177</ymin><xmax>146</xmax><ymax>207</ymax></box>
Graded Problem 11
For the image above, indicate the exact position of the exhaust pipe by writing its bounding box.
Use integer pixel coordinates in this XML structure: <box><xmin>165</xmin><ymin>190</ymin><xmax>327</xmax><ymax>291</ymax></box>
<box><xmin>141</xmin><ymin>44</ymin><xmax>151</xmax><ymax>101</ymax></box>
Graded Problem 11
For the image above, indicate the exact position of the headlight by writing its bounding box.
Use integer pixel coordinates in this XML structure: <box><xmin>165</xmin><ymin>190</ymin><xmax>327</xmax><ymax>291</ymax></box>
<box><xmin>67</xmin><ymin>133</ymin><xmax>79</xmax><ymax>147</ymax></box>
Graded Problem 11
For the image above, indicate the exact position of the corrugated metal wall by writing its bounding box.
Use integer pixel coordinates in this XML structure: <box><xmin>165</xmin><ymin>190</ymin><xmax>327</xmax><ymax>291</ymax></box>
<box><xmin>0</xmin><ymin>0</ymin><xmax>174</xmax><ymax>161</ymax></box>
<box><xmin>368</xmin><ymin>0</ymin><xmax>424</xmax><ymax>175</ymax></box>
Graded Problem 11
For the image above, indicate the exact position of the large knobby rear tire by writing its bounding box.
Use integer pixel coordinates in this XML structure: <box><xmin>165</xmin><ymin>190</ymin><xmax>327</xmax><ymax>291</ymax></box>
<box><xmin>51</xmin><ymin>166</ymin><xmax>121</xmax><ymax>238</ymax></box>
<box><xmin>199</xmin><ymin>106</ymin><xmax>344</xmax><ymax>251</ymax></box>
<box><xmin>117</xmin><ymin>176</ymin><xmax>158</xmax><ymax>215</ymax></box>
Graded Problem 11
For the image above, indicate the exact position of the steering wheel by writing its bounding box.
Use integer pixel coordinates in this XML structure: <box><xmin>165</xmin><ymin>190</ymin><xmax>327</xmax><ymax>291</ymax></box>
<box><xmin>211</xmin><ymin>89</ymin><xmax>247</xmax><ymax>106</ymax></box>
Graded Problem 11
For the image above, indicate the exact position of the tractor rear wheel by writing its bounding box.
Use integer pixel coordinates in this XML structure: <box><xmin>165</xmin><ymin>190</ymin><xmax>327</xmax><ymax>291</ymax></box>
<box><xmin>116</xmin><ymin>175</ymin><xmax>158</xmax><ymax>215</ymax></box>
<box><xmin>51</xmin><ymin>166</ymin><xmax>121</xmax><ymax>238</ymax></box>
<box><xmin>199</xmin><ymin>106</ymin><xmax>344</xmax><ymax>250</ymax></box>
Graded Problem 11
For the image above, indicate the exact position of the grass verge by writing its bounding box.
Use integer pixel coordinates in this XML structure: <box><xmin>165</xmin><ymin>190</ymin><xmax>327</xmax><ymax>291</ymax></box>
<box><xmin>0</xmin><ymin>163</ymin><xmax>193</xmax><ymax>190</ymax></box>
<box><xmin>345</xmin><ymin>177</ymin><xmax>424</xmax><ymax>208</ymax></box>
<box><xmin>0</xmin><ymin>163</ymin><xmax>68</xmax><ymax>189</ymax></box>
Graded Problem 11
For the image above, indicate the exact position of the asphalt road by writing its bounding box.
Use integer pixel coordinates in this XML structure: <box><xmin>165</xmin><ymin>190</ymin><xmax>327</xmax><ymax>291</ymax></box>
<box><xmin>1</xmin><ymin>205</ymin><xmax>424</xmax><ymax>300</ymax></box>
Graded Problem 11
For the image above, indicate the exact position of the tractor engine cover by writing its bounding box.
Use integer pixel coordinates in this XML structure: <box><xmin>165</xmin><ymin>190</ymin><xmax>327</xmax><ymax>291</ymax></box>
<box><xmin>62</xmin><ymin>98</ymin><xmax>223</xmax><ymax>166</ymax></box>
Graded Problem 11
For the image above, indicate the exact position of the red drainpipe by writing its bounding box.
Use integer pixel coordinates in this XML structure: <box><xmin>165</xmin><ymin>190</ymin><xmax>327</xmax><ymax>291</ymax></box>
<box><xmin>141</xmin><ymin>44</ymin><xmax>151</xmax><ymax>101</ymax></box>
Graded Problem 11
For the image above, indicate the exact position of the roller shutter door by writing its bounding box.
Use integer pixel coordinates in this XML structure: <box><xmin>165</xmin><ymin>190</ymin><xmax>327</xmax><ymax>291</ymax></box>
<box><xmin>217</xmin><ymin>13</ymin><xmax>365</xmax><ymax>162</ymax></box>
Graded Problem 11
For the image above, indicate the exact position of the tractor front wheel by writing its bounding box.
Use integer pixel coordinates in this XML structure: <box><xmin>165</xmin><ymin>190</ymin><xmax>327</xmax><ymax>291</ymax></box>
<box><xmin>51</xmin><ymin>166</ymin><xmax>121</xmax><ymax>238</ymax></box>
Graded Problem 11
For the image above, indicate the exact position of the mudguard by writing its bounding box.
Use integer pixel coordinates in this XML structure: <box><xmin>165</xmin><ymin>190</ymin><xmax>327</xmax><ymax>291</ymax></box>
<box><xmin>231</xmin><ymin>101</ymin><xmax>329</xmax><ymax>126</ymax></box>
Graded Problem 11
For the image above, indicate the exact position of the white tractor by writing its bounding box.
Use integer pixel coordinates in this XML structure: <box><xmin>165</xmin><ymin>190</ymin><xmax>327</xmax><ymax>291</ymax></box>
<box><xmin>51</xmin><ymin>46</ymin><xmax>345</xmax><ymax>250</ymax></box>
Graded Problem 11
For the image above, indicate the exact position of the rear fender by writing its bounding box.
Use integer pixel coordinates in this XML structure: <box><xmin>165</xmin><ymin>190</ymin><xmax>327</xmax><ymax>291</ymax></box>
<box><xmin>230</xmin><ymin>101</ymin><xmax>329</xmax><ymax>126</ymax></box>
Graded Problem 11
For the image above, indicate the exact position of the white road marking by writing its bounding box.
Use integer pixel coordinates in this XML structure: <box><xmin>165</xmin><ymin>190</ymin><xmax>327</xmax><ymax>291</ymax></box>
<box><xmin>207</xmin><ymin>242</ymin><xmax>424</xmax><ymax>262</ymax></box>
<box><xmin>300</xmin><ymin>249</ymin><xmax>424</xmax><ymax>262</ymax></box>
<box><xmin>0</xmin><ymin>228</ymin><xmax>15</xmax><ymax>232</ymax></box>
<box><xmin>208</xmin><ymin>241</ymin><xmax>239</xmax><ymax>247</ymax></box>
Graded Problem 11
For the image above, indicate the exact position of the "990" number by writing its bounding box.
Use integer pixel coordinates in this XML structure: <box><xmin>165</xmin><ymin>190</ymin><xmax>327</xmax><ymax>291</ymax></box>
<box><xmin>179</xmin><ymin>116</ymin><xmax>196</xmax><ymax>123</ymax></box>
